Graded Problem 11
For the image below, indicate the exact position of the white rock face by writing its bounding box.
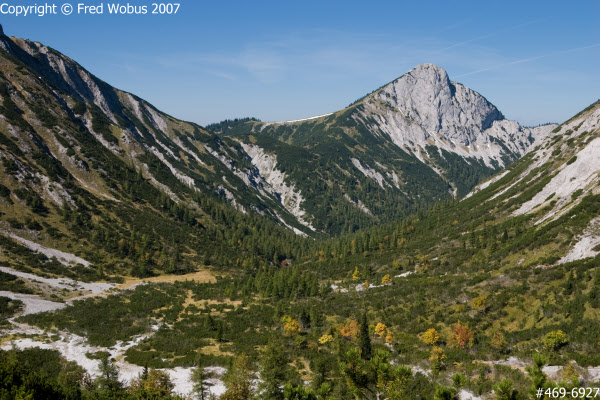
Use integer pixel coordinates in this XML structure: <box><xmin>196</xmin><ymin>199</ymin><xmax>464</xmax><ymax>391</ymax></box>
<box><xmin>0</xmin><ymin>291</ymin><xmax>66</xmax><ymax>315</ymax></box>
<box><xmin>371</xmin><ymin>64</ymin><xmax>502</xmax><ymax>144</ymax></box>
<box><xmin>216</xmin><ymin>185</ymin><xmax>247</xmax><ymax>214</ymax></box>
<box><xmin>206</xmin><ymin>142</ymin><xmax>314</xmax><ymax>232</ymax></box>
<box><xmin>7</xmin><ymin>37</ymin><xmax>118</xmax><ymax>123</ymax></box>
<box><xmin>459</xmin><ymin>390</ymin><xmax>484</xmax><ymax>400</ymax></box>
<box><xmin>357</xmin><ymin>64</ymin><xmax>554</xmax><ymax>168</ymax></box>
<box><xmin>0</xmin><ymin>266</ymin><xmax>114</xmax><ymax>294</ymax></box>
<box><xmin>351</xmin><ymin>158</ymin><xmax>388</xmax><ymax>188</ymax></box>
<box><xmin>464</xmin><ymin>170</ymin><xmax>510</xmax><ymax>199</ymax></box>
<box><xmin>124</xmin><ymin>93</ymin><xmax>145</xmax><ymax>121</ymax></box>
<box><xmin>240</xmin><ymin>142</ymin><xmax>314</xmax><ymax>230</ymax></box>
<box><xmin>509</xmin><ymin>106</ymin><xmax>600</xmax><ymax>224</ymax></box>
<box><xmin>148</xmin><ymin>146</ymin><xmax>195</xmax><ymax>187</ymax></box>
<box><xmin>515</xmin><ymin>137</ymin><xmax>600</xmax><ymax>217</ymax></box>
<box><xmin>560</xmin><ymin>216</ymin><xmax>600</xmax><ymax>264</ymax></box>
<box><xmin>344</xmin><ymin>194</ymin><xmax>373</xmax><ymax>215</ymax></box>
<box><xmin>205</xmin><ymin>144</ymin><xmax>266</xmax><ymax>197</ymax></box>
<box><xmin>144</xmin><ymin>105</ymin><xmax>168</xmax><ymax>133</ymax></box>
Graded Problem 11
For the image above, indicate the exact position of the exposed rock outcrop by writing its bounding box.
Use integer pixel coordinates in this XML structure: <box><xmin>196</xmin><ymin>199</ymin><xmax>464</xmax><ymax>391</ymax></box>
<box><xmin>358</xmin><ymin>63</ymin><xmax>556</xmax><ymax>168</ymax></box>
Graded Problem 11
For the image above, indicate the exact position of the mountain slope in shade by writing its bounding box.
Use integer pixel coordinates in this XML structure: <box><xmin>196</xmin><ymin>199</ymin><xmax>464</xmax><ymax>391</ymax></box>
<box><xmin>0</xmin><ymin>25</ymin><xmax>327</xmax><ymax>236</ymax></box>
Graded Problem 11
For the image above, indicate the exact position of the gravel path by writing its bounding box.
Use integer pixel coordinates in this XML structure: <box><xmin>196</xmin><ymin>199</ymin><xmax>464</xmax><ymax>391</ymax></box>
<box><xmin>0</xmin><ymin>266</ymin><xmax>114</xmax><ymax>294</ymax></box>
<box><xmin>2</xmin><ymin>231</ymin><xmax>91</xmax><ymax>267</ymax></box>
<box><xmin>0</xmin><ymin>291</ymin><xmax>66</xmax><ymax>315</ymax></box>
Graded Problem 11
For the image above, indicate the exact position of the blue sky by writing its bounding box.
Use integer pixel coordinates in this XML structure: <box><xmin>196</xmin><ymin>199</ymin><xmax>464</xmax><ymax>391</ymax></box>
<box><xmin>2</xmin><ymin>0</ymin><xmax>599</xmax><ymax>126</ymax></box>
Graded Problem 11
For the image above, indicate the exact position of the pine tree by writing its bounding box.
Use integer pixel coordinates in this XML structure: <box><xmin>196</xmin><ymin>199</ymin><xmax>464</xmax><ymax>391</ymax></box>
<box><xmin>493</xmin><ymin>378</ymin><xmax>519</xmax><ymax>400</ymax></box>
<box><xmin>434</xmin><ymin>385</ymin><xmax>456</xmax><ymax>400</ymax></box>
<box><xmin>216</xmin><ymin>321</ymin><xmax>224</xmax><ymax>343</ymax></box>
<box><xmin>526</xmin><ymin>354</ymin><xmax>548</xmax><ymax>398</ymax></box>
<box><xmin>95</xmin><ymin>355</ymin><xmax>124</xmax><ymax>396</ymax></box>
<box><xmin>358</xmin><ymin>312</ymin><xmax>372</xmax><ymax>360</ymax></box>
<box><xmin>258</xmin><ymin>341</ymin><xmax>289</xmax><ymax>400</ymax></box>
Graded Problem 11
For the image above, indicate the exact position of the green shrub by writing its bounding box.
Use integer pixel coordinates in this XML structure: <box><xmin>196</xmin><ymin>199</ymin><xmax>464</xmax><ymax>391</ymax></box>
<box><xmin>572</xmin><ymin>189</ymin><xmax>584</xmax><ymax>200</ymax></box>
<box><xmin>543</xmin><ymin>330</ymin><xmax>568</xmax><ymax>352</ymax></box>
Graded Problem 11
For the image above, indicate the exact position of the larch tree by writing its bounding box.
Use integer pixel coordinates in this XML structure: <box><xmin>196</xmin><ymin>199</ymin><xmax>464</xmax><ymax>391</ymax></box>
<box><xmin>220</xmin><ymin>353</ymin><xmax>254</xmax><ymax>400</ymax></box>
<box><xmin>490</xmin><ymin>330</ymin><xmax>507</xmax><ymax>353</ymax></box>
<box><xmin>381</xmin><ymin>274</ymin><xmax>392</xmax><ymax>285</ymax></box>
<box><xmin>374</xmin><ymin>322</ymin><xmax>387</xmax><ymax>337</ymax></box>
<box><xmin>421</xmin><ymin>328</ymin><xmax>440</xmax><ymax>345</ymax></box>
<box><xmin>447</xmin><ymin>322</ymin><xmax>474</xmax><ymax>348</ymax></box>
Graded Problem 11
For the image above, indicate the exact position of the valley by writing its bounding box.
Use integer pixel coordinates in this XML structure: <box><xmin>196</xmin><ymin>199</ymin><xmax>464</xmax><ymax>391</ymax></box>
<box><xmin>0</xmin><ymin>22</ymin><xmax>599</xmax><ymax>400</ymax></box>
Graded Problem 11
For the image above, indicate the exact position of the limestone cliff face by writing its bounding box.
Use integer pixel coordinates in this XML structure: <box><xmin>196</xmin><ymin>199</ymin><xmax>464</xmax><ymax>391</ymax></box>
<box><xmin>369</xmin><ymin>64</ymin><xmax>502</xmax><ymax>144</ymax></box>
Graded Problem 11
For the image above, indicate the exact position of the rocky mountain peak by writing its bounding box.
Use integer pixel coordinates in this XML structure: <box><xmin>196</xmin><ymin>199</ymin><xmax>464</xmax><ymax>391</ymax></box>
<box><xmin>366</xmin><ymin>63</ymin><xmax>504</xmax><ymax>144</ymax></box>
<box><xmin>0</xmin><ymin>24</ymin><xmax>4</xmax><ymax>36</ymax></box>
<box><xmin>405</xmin><ymin>63</ymin><xmax>451</xmax><ymax>86</ymax></box>
<box><xmin>351</xmin><ymin>63</ymin><xmax>554</xmax><ymax>171</ymax></box>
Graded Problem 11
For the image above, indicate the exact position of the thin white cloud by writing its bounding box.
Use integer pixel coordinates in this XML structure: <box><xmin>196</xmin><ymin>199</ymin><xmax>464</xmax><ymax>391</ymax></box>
<box><xmin>455</xmin><ymin>42</ymin><xmax>600</xmax><ymax>78</ymax></box>
<box><xmin>207</xmin><ymin>70</ymin><xmax>237</xmax><ymax>80</ymax></box>
<box><xmin>436</xmin><ymin>20</ymin><xmax>540</xmax><ymax>52</ymax></box>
